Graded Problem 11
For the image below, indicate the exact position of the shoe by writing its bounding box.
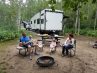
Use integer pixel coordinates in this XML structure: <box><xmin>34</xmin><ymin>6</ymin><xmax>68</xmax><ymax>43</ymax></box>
<box><xmin>62</xmin><ymin>54</ymin><xmax>65</xmax><ymax>57</ymax></box>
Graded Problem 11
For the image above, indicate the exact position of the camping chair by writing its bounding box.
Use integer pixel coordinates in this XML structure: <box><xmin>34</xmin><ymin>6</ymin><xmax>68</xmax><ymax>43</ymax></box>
<box><xmin>35</xmin><ymin>40</ymin><xmax>44</xmax><ymax>52</ymax></box>
<box><xmin>16</xmin><ymin>42</ymin><xmax>34</xmax><ymax>56</ymax></box>
<box><xmin>92</xmin><ymin>41</ymin><xmax>97</xmax><ymax>48</ymax></box>
<box><xmin>68</xmin><ymin>40</ymin><xmax>76</xmax><ymax>57</ymax></box>
<box><xmin>49</xmin><ymin>40</ymin><xmax>57</xmax><ymax>54</ymax></box>
<box><xmin>17</xmin><ymin>46</ymin><xmax>28</xmax><ymax>56</ymax></box>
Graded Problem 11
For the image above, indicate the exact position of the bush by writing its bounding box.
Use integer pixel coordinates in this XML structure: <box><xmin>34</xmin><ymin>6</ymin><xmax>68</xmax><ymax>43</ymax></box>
<box><xmin>0</xmin><ymin>30</ymin><xmax>20</xmax><ymax>42</ymax></box>
<box><xmin>64</xmin><ymin>28</ymin><xmax>75</xmax><ymax>34</ymax></box>
<box><xmin>80</xmin><ymin>29</ymin><xmax>88</xmax><ymax>35</ymax></box>
<box><xmin>0</xmin><ymin>29</ymin><xmax>33</xmax><ymax>42</ymax></box>
<box><xmin>64</xmin><ymin>28</ymin><xmax>97</xmax><ymax>37</ymax></box>
<box><xmin>80</xmin><ymin>29</ymin><xmax>97</xmax><ymax>37</ymax></box>
<box><xmin>86</xmin><ymin>30</ymin><xmax>97</xmax><ymax>37</ymax></box>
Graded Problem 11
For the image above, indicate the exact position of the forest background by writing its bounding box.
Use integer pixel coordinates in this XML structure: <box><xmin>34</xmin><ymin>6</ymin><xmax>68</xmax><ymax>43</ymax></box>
<box><xmin>0</xmin><ymin>0</ymin><xmax>97</xmax><ymax>42</ymax></box>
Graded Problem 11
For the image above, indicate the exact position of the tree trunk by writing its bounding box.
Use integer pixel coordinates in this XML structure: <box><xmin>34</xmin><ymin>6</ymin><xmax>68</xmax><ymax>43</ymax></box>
<box><xmin>75</xmin><ymin>9</ymin><xmax>78</xmax><ymax>34</ymax></box>
<box><xmin>62</xmin><ymin>19</ymin><xmax>66</xmax><ymax>35</ymax></box>
<box><xmin>17</xmin><ymin>0</ymin><xmax>22</xmax><ymax>31</ymax></box>
<box><xmin>94</xmin><ymin>10</ymin><xmax>97</xmax><ymax>31</ymax></box>
<box><xmin>78</xmin><ymin>8</ymin><xmax>80</xmax><ymax>35</ymax></box>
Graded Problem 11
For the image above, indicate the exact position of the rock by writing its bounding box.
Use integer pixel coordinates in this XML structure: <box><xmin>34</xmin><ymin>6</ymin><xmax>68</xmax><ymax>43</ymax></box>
<box><xmin>9</xmin><ymin>65</ymin><xmax>15</xmax><ymax>69</ymax></box>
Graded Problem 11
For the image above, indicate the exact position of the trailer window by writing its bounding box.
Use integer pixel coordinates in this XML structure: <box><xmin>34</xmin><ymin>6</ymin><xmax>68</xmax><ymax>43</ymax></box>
<box><xmin>41</xmin><ymin>19</ymin><xmax>44</xmax><ymax>24</ymax></box>
<box><xmin>31</xmin><ymin>21</ymin><xmax>32</xmax><ymax>24</ymax></box>
<box><xmin>37</xmin><ymin>19</ymin><xmax>40</xmax><ymax>24</ymax></box>
<box><xmin>34</xmin><ymin>20</ymin><xmax>36</xmax><ymax>24</ymax></box>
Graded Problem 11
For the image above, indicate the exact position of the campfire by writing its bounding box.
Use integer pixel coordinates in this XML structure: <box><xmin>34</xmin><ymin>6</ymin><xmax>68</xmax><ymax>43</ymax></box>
<box><xmin>36</xmin><ymin>56</ymin><xmax>55</xmax><ymax>67</ymax></box>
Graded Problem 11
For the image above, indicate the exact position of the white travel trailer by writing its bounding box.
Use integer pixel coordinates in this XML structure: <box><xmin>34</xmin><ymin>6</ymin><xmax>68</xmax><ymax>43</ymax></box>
<box><xmin>30</xmin><ymin>9</ymin><xmax>63</xmax><ymax>34</ymax></box>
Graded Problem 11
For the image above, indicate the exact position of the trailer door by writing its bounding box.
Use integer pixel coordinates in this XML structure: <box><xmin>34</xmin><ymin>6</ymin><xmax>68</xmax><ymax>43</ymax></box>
<box><xmin>46</xmin><ymin>12</ymin><xmax>63</xmax><ymax>30</ymax></box>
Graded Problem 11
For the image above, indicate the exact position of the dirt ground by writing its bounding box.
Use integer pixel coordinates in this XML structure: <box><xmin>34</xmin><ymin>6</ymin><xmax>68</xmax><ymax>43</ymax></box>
<box><xmin>0</xmin><ymin>35</ymin><xmax>97</xmax><ymax>73</ymax></box>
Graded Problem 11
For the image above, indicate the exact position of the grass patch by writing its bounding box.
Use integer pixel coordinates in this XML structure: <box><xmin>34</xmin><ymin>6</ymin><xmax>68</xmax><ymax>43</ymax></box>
<box><xmin>0</xmin><ymin>63</ymin><xmax>7</xmax><ymax>73</ymax></box>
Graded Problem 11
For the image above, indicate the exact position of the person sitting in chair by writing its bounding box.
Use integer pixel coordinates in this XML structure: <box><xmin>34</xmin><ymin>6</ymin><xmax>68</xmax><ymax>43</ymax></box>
<box><xmin>29</xmin><ymin>35</ymin><xmax>33</xmax><ymax>47</ymax></box>
<box><xmin>19</xmin><ymin>32</ymin><xmax>33</xmax><ymax>60</ymax></box>
<box><xmin>62</xmin><ymin>34</ymin><xmax>75</xmax><ymax>56</ymax></box>
<box><xmin>33</xmin><ymin>40</ymin><xmax>43</xmax><ymax>55</ymax></box>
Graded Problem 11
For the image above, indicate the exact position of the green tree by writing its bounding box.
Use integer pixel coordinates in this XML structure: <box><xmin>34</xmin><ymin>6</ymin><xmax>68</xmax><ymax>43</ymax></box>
<box><xmin>92</xmin><ymin>0</ymin><xmax>97</xmax><ymax>31</ymax></box>
<box><xmin>48</xmin><ymin>0</ymin><xmax>56</xmax><ymax>11</ymax></box>
<box><xmin>62</xmin><ymin>0</ymin><xmax>88</xmax><ymax>35</ymax></box>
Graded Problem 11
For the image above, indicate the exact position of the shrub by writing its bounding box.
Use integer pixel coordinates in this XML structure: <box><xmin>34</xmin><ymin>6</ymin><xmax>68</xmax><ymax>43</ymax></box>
<box><xmin>0</xmin><ymin>29</ymin><xmax>33</xmax><ymax>42</ymax></box>
<box><xmin>0</xmin><ymin>30</ymin><xmax>20</xmax><ymax>42</ymax></box>
<box><xmin>64</xmin><ymin>28</ymin><xmax>97</xmax><ymax>37</ymax></box>
<box><xmin>80</xmin><ymin>29</ymin><xmax>88</xmax><ymax>35</ymax></box>
<box><xmin>64</xmin><ymin>28</ymin><xmax>75</xmax><ymax>34</ymax></box>
<box><xmin>86</xmin><ymin>30</ymin><xmax>97</xmax><ymax>37</ymax></box>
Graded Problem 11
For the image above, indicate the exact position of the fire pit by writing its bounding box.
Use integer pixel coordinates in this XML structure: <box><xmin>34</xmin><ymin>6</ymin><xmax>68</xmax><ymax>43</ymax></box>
<box><xmin>36</xmin><ymin>56</ymin><xmax>55</xmax><ymax>67</ymax></box>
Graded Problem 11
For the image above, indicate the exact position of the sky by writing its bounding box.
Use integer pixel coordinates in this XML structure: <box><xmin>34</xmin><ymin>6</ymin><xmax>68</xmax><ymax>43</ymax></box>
<box><xmin>5</xmin><ymin>0</ymin><xmax>61</xmax><ymax>5</ymax></box>
<box><xmin>5</xmin><ymin>0</ymin><xmax>27</xmax><ymax>4</ymax></box>
<box><xmin>5</xmin><ymin>0</ymin><xmax>10</xmax><ymax>4</ymax></box>
<box><xmin>22</xmin><ymin>0</ymin><xmax>26</xmax><ymax>3</ymax></box>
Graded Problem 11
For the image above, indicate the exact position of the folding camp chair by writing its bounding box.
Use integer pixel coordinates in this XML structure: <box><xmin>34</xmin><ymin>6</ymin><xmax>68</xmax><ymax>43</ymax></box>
<box><xmin>17</xmin><ymin>46</ymin><xmax>28</xmax><ymax>56</ymax></box>
<box><xmin>69</xmin><ymin>40</ymin><xmax>76</xmax><ymax>57</ymax></box>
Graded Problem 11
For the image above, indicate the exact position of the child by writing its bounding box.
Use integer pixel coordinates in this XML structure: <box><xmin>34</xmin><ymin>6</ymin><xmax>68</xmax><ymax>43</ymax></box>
<box><xmin>50</xmin><ymin>39</ymin><xmax>56</xmax><ymax>53</ymax></box>
<box><xmin>32</xmin><ymin>40</ymin><xmax>43</xmax><ymax>55</ymax></box>
<box><xmin>29</xmin><ymin>35</ymin><xmax>33</xmax><ymax>47</ymax></box>
<box><xmin>36</xmin><ymin>40</ymin><xmax>43</xmax><ymax>51</ymax></box>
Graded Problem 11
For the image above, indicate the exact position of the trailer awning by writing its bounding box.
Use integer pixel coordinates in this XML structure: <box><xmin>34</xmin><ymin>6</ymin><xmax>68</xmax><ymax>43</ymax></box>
<box><xmin>63</xmin><ymin>15</ymin><xmax>69</xmax><ymax>19</ymax></box>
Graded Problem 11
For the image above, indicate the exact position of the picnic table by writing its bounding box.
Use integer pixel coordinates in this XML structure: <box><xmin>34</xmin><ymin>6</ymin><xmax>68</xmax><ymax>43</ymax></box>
<box><xmin>53</xmin><ymin>35</ymin><xmax>64</xmax><ymax>46</ymax></box>
<box><xmin>37</xmin><ymin>34</ymin><xmax>50</xmax><ymax>44</ymax></box>
<box><xmin>37</xmin><ymin>34</ymin><xmax>64</xmax><ymax>45</ymax></box>
<box><xmin>54</xmin><ymin>35</ymin><xmax>64</xmax><ymax>40</ymax></box>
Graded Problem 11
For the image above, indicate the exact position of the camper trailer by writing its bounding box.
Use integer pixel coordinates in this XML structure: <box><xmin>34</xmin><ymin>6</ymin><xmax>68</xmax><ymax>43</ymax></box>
<box><xmin>30</xmin><ymin>9</ymin><xmax>63</xmax><ymax>34</ymax></box>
